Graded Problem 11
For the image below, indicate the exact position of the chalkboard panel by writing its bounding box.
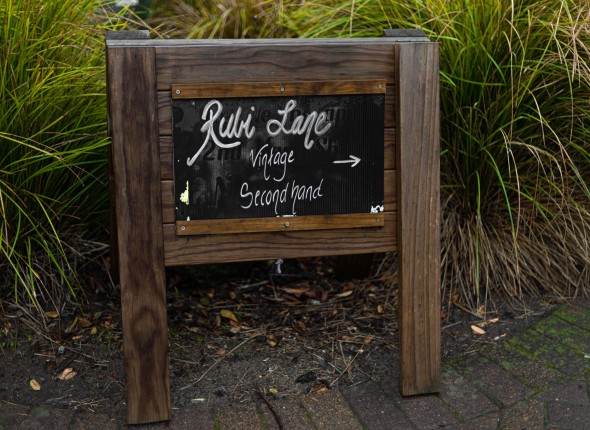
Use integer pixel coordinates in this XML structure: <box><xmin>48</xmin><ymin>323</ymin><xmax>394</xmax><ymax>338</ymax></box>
<box><xmin>172</xmin><ymin>82</ymin><xmax>385</xmax><ymax>234</ymax></box>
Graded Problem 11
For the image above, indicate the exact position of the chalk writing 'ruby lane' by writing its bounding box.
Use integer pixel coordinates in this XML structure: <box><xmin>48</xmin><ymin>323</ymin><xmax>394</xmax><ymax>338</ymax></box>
<box><xmin>186</xmin><ymin>99</ymin><xmax>332</xmax><ymax>166</ymax></box>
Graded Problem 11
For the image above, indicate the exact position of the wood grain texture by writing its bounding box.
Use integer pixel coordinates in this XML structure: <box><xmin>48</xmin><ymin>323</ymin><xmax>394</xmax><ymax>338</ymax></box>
<box><xmin>107</xmin><ymin>46</ymin><xmax>171</xmax><ymax>423</ymax></box>
<box><xmin>107</xmin><ymin>37</ymin><xmax>427</xmax><ymax>48</ymax></box>
<box><xmin>172</xmin><ymin>80</ymin><xmax>385</xmax><ymax>99</ymax></box>
<box><xmin>156</xmin><ymin>44</ymin><xmax>395</xmax><ymax>90</ymax></box>
<box><xmin>395</xmin><ymin>42</ymin><xmax>441</xmax><ymax>395</ymax></box>
<box><xmin>176</xmin><ymin>213</ymin><xmax>384</xmax><ymax>236</ymax></box>
<box><xmin>107</xmin><ymin>135</ymin><xmax>119</xmax><ymax>283</ymax></box>
<box><xmin>163</xmin><ymin>211</ymin><xmax>396</xmax><ymax>266</ymax></box>
<box><xmin>158</xmin><ymin>86</ymin><xmax>395</xmax><ymax>135</ymax></box>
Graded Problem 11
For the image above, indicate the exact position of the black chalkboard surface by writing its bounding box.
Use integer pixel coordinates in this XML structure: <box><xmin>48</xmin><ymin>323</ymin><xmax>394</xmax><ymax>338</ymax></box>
<box><xmin>173</xmin><ymin>88</ymin><xmax>384</xmax><ymax>233</ymax></box>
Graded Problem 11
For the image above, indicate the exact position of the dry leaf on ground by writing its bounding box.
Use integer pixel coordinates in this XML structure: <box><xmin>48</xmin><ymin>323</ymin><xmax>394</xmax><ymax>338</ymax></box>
<box><xmin>30</xmin><ymin>380</ymin><xmax>41</xmax><ymax>391</ymax></box>
<box><xmin>220</xmin><ymin>309</ymin><xmax>239</xmax><ymax>323</ymax></box>
<box><xmin>336</xmin><ymin>290</ymin><xmax>353</xmax><ymax>298</ymax></box>
<box><xmin>58</xmin><ymin>368</ymin><xmax>77</xmax><ymax>381</ymax></box>
<box><xmin>470</xmin><ymin>325</ymin><xmax>486</xmax><ymax>335</ymax></box>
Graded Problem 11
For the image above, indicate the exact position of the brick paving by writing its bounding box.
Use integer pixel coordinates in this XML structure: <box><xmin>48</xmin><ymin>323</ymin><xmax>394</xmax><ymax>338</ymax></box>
<box><xmin>1</xmin><ymin>298</ymin><xmax>589</xmax><ymax>429</ymax></box>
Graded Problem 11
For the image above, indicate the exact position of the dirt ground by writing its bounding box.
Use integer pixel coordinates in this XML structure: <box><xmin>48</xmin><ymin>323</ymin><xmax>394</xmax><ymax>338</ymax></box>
<box><xmin>0</xmin><ymin>254</ymin><xmax>555</xmax><ymax>417</ymax></box>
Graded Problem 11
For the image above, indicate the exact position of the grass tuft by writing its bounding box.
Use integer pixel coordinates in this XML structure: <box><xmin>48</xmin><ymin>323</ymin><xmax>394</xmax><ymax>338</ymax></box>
<box><xmin>281</xmin><ymin>0</ymin><xmax>590</xmax><ymax>310</ymax></box>
<box><xmin>0</xmin><ymin>1</ymin><xmax>130</xmax><ymax>313</ymax></box>
<box><xmin>146</xmin><ymin>0</ymin><xmax>296</xmax><ymax>39</ymax></box>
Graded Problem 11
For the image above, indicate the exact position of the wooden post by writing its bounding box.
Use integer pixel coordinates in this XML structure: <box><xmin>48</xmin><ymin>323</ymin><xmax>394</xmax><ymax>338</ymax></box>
<box><xmin>395</xmin><ymin>41</ymin><xmax>441</xmax><ymax>395</ymax></box>
<box><xmin>106</xmin><ymin>32</ymin><xmax>171</xmax><ymax>423</ymax></box>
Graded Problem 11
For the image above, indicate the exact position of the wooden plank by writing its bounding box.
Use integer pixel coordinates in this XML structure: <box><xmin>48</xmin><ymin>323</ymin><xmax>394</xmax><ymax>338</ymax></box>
<box><xmin>159</xmin><ymin>129</ymin><xmax>396</xmax><ymax>180</ymax></box>
<box><xmin>106</xmin><ymin>46</ymin><xmax>171</xmax><ymax>423</ymax></box>
<box><xmin>395</xmin><ymin>42</ymin><xmax>441</xmax><ymax>396</ymax></box>
<box><xmin>383</xmin><ymin>29</ymin><xmax>428</xmax><ymax>38</ymax></box>
<box><xmin>158</xmin><ymin>86</ymin><xmax>395</xmax><ymax>135</ymax></box>
<box><xmin>108</xmin><ymin>37</ymin><xmax>429</xmax><ymax>48</ymax></box>
<box><xmin>160</xmin><ymin>171</ymin><xmax>396</xmax><ymax>224</ymax></box>
<box><xmin>155</xmin><ymin>44</ymin><xmax>395</xmax><ymax>90</ymax></box>
<box><xmin>105</xmin><ymin>30</ymin><xmax>149</xmax><ymax>40</ymax></box>
<box><xmin>163</xmin><ymin>211</ymin><xmax>396</xmax><ymax>266</ymax></box>
<box><xmin>107</xmin><ymin>133</ymin><xmax>119</xmax><ymax>283</ymax></box>
<box><xmin>172</xmin><ymin>80</ymin><xmax>386</xmax><ymax>99</ymax></box>
<box><xmin>176</xmin><ymin>213</ymin><xmax>384</xmax><ymax>236</ymax></box>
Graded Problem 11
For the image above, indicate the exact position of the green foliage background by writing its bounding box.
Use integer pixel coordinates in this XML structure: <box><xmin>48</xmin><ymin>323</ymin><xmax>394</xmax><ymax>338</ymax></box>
<box><xmin>1</xmin><ymin>0</ymin><xmax>589</xmax><ymax>314</ymax></box>
<box><xmin>281</xmin><ymin>0</ymin><xmax>590</xmax><ymax>309</ymax></box>
<box><xmin>0</xmin><ymin>1</ymin><xmax>127</xmax><ymax>311</ymax></box>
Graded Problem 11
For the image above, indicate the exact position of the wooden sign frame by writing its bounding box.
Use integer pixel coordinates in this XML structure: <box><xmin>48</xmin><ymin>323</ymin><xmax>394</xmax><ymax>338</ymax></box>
<box><xmin>171</xmin><ymin>79</ymin><xmax>386</xmax><ymax>234</ymax></box>
<box><xmin>106</xmin><ymin>30</ymin><xmax>440</xmax><ymax>424</ymax></box>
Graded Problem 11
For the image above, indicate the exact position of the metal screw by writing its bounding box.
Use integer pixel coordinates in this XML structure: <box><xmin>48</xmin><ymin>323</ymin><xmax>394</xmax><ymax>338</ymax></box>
<box><xmin>280</xmin><ymin>86</ymin><xmax>285</xmax><ymax>92</ymax></box>
<box><xmin>175</xmin><ymin>89</ymin><xmax>181</xmax><ymax>95</ymax></box>
<box><xmin>284</xmin><ymin>221</ymin><xmax>290</xmax><ymax>227</ymax></box>
<box><xmin>181</xmin><ymin>225</ymin><xmax>186</xmax><ymax>231</ymax></box>
<box><xmin>376</xmin><ymin>218</ymin><xmax>381</xmax><ymax>222</ymax></box>
<box><xmin>378</xmin><ymin>84</ymin><xmax>383</xmax><ymax>89</ymax></box>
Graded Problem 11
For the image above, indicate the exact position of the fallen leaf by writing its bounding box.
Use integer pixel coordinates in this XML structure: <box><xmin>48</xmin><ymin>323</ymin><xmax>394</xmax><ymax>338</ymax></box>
<box><xmin>58</xmin><ymin>368</ymin><xmax>77</xmax><ymax>381</ymax></box>
<box><xmin>312</xmin><ymin>385</ymin><xmax>329</xmax><ymax>393</ymax></box>
<box><xmin>215</xmin><ymin>348</ymin><xmax>228</xmax><ymax>356</ymax></box>
<box><xmin>30</xmin><ymin>379</ymin><xmax>41</xmax><ymax>391</ymax></box>
<box><xmin>470</xmin><ymin>325</ymin><xmax>486</xmax><ymax>335</ymax></box>
<box><xmin>280</xmin><ymin>287</ymin><xmax>311</xmax><ymax>297</ymax></box>
<box><xmin>476</xmin><ymin>305</ymin><xmax>486</xmax><ymax>317</ymax></box>
<box><xmin>77</xmin><ymin>317</ymin><xmax>92</xmax><ymax>328</ymax></box>
<box><xmin>486</xmin><ymin>317</ymin><xmax>499</xmax><ymax>324</ymax></box>
<box><xmin>377</xmin><ymin>305</ymin><xmax>384</xmax><ymax>314</ymax></box>
<box><xmin>220</xmin><ymin>309</ymin><xmax>239</xmax><ymax>323</ymax></box>
<box><xmin>293</xmin><ymin>320</ymin><xmax>306</xmax><ymax>333</ymax></box>
<box><xmin>267</xmin><ymin>334</ymin><xmax>281</xmax><ymax>348</ymax></box>
<box><xmin>268</xmin><ymin>387</ymin><xmax>278</xmax><ymax>396</ymax></box>
<box><xmin>336</xmin><ymin>290</ymin><xmax>353</xmax><ymax>298</ymax></box>
<box><xmin>46</xmin><ymin>311</ymin><xmax>59</xmax><ymax>319</ymax></box>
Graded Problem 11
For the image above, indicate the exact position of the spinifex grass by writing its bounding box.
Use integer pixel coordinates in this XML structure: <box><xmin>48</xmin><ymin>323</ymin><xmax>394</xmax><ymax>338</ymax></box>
<box><xmin>280</xmin><ymin>0</ymin><xmax>590</xmax><ymax>310</ymax></box>
<box><xmin>0</xmin><ymin>1</ymin><xmax>129</xmax><ymax>313</ymax></box>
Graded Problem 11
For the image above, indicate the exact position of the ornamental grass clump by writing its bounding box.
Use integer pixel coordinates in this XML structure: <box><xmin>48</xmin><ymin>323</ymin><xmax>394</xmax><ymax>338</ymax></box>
<box><xmin>0</xmin><ymin>1</ymin><xmax>128</xmax><ymax>312</ymax></box>
<box><xmin>282</xmin><ymin>0</ymin><xmax>590</xmax><ymax>310</ymax></box>
<box><xmin>146</xmin><ymin>0</ymin><xmax>295</xmax><ymax>39</ymax></box>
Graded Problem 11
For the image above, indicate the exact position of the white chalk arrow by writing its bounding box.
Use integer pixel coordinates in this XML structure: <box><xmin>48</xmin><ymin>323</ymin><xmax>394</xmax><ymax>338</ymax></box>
<box><xmin>333</xmin><ymin>155</ymin><xmax>361</xmax><ymax>167</ymax></box>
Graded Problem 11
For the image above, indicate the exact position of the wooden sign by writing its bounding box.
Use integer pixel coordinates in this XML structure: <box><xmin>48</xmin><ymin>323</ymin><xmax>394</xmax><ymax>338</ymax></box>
<box><xmin>106</xmin><ymin>30</ymin><xmax>441</xmax><ymax>425</ymax></box>
<box><xmin>172</xmin><ymin>81</ymin><xmax>385</xmax><ymax>235</ymax></box>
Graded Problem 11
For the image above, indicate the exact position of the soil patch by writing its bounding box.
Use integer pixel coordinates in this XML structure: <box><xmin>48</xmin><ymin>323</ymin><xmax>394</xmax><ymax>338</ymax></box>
<box><xmin>0</xmin><ymin>254</ymin><xmax>555</xmax><ymax>417</ymax></box>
